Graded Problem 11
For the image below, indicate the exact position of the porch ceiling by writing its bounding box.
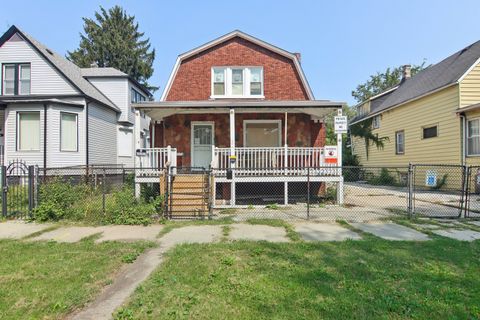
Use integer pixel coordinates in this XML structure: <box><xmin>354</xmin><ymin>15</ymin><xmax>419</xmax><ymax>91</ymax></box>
<box><xmin>134</xmin><ymin>100</ymin><xmax>345</xmax><ymax>120</ymax></box>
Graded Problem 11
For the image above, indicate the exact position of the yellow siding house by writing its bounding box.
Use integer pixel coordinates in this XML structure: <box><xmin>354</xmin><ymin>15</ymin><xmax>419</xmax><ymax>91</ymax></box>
<box><xmin>350</xmin><ymin>40</ymin><xmax>480</xmax><ymax>168</ymax></box>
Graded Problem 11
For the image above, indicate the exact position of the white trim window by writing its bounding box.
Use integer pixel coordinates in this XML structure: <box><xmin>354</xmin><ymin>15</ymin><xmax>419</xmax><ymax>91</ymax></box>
<box><xmin>467</xmin><ymin>119</ymin><xmax>480</xmax><ymax>156</ymax></box>
<box><xmin>60</xmin><ymin>112</ymin><xmax>78</xmax><ymax>152</ymax></box>
<box><xmin>211</xmin><ymin>67</ymin><xmax>264</xmax><ymax>98</ymax></box>
<box><xmin>372</xmin><ymin>115</ymin><xmax>380</xmax><ymax>129</ymax></box>
<box><xmin>395</xmin><ymin>130</ymin><xmax>405</xmax><ymax>155</ymax></box>
<box><xmin>17</xmin><ymin>111</ymin><xmax>40</xmax><ymax>151</ymax></box>
<box><xmin>118</xmin><ymin>127</ymin><xmax>133</xmax><ymax>157</ymax></box>
<box><xmin>2</xmin><ymin>63</ymin><xmax>31</xmax><ymax>95</ymax></box>
<box><xmin>243</xmin><ymin>120</ymin><xmax>281</xmax><ymax>147</ymax></box>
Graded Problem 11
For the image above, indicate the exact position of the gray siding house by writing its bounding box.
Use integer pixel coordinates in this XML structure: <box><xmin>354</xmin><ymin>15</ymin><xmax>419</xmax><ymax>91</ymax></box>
<box><xmin>0</xmin><ymin>25</ymin><xmax>151</xmax><ymax>169</ymax></box>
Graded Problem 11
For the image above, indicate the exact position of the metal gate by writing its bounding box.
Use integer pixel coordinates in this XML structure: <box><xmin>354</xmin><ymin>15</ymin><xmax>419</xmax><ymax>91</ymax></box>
<box><xmin>164</xmin><ymin>167</ymin><xmax>213</xmax><ymax>219</ymax></box>
<box><xmin>411</xmin><ymin>164</ymin><xmax>465</xmax><ymax>218</ymax></box>
<box><xmin>1</xmin><ymin>160</ymin><xmax>36</xmax><ymax>219</ymax></box>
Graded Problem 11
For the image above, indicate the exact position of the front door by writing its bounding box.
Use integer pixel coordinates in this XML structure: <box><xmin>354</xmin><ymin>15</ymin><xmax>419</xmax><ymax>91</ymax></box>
<box><xmin>191</xmin><ymin>123</ymin><xmax>214</xmax><ymax>169</ymax></box>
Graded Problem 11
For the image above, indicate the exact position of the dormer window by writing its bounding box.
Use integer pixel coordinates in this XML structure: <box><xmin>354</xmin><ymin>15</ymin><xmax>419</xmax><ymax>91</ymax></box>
<box><xmin>211</xmin><ymin>67</ymin><xmax>263</xmax><ymax>98</ymax></box>
<box><xmin>2</xmin><ymin>63</ymin><xmax>31</xmax><ymax>95</ymax></box>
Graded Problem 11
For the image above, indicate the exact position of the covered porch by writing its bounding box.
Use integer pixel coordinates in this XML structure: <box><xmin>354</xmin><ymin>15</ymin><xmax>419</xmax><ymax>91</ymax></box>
<box><xmin>133</xmin><ymin>100</ymin><xmax>345</xmax><ymax>206</ymax></box>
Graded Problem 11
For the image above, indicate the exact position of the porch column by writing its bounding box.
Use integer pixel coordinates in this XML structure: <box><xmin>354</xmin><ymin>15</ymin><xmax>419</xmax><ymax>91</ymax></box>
<box><xmin>336</xmin><ymin>108</ymin><xmax>344</xmax><ymax>204</ymax></box>
<box><xmin>284</xmin><ymin>112</ymin><xmax>288</xmax><ymax>205</ymax></box>
<box><xmin>229</xmin><ymin>108</ymin><xmax>236</xmax><ymax>206</ymax></box>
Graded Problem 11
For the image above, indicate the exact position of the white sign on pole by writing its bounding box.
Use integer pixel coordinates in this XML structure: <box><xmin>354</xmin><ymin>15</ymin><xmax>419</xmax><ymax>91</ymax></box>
<box><xmin>334</xmin><ymin>116</ymin><xmax>348</xmax><ymax>134</ymax></box>
<box><xmin>324</xmin><ymin>146</ymin><xmax>338</xmax><ymax>164</ymax></box>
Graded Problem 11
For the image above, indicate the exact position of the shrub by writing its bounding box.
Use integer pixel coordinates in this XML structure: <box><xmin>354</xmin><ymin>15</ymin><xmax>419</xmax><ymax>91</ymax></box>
<box><xmin>104</xmin><ymin>187</ymin><xmax>160</xmax><ymax>225</ymax></box>
<box><xmin>33</xmin><ymin>178</ymin><xmax>89</xmax><ymax>221</ymax></box>
<box><xmin>367</xmin><ymin>168</ymin><xmax>397</xmax><ymax>186</ymax></box>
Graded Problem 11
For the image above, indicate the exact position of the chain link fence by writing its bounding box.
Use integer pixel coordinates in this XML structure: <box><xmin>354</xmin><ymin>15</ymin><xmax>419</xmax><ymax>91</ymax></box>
<box><xmin>3</xmin><ymin>163</ymin><xmax>480</xmax><ymax>222</ymax></box>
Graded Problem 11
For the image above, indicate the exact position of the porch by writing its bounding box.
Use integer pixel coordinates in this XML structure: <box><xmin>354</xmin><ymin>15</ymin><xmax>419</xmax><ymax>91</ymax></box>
<box><xmin>133</xmin><ymin>100</ymin><xmax>345</xmax><ymax>208</ymax></box>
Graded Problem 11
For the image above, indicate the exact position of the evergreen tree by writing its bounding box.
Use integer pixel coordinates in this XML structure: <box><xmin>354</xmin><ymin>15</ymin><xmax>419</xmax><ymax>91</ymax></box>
<box><xmin>68</xmin><ymin>6</ymin><xmax>156</xmax><ymax>91</ymax></box>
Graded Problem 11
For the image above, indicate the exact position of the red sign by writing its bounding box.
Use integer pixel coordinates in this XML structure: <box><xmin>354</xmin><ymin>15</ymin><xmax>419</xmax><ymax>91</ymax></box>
<box><xmin>324</xmin><ymin>146</ymin><xmax>338</xmax><ymax>164</ymax></box>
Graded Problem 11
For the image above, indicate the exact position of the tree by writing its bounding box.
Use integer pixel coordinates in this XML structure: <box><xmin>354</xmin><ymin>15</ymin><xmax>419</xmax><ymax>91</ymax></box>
<box><xmin>349</xmin><ymin>118</ymin><xmax>389</xmax><ymax>160</ymax></box>
<box><xmin>351</xmin><ymin>61</ymin><xmax>427</xmax><ymax>103</ymax></box>
<box><xmin>68</xmin><ymin>6</ymin><xmax>156</xmax><ymax>91</ymax></box>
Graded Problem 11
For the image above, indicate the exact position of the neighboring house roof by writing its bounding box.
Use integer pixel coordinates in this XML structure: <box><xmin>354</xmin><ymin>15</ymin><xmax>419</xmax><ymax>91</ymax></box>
<box><xmin>81</xmin><ymin>67</ymin><xmax>152</xmax><ymax>97</ymax></box>
<box><xmin>160</xmin><ymin>30</ymin><xmax>314</xmax><ymax>101</ymax></box>
<box><xmin>0</xmin><ymin>25</ymin><xmax>121</xmax><ymax>112</ymax></box>
<box><xmin>351</xmin><ymin>39</ymin><xmax>480</xmax><ymax>124</ymax></box>
<box><xmin>80</xmin><ymin>67</ymin><xmax>128</xmax><ymax>77</ymax></box>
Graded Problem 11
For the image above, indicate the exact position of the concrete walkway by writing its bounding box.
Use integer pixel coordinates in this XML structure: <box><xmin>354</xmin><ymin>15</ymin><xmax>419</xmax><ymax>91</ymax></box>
<box><xmin>350</xmin><ymin>222</ymin><xmax>430</xmax><ymax>241</ymax></box>
<box><xmin>230</xmin><ymin>224</ymin><xmax>289</xmax><ymax>242</ymax></box>
<box><xmin>294</xmin><ymin>222</ymin><xmax>361</xmax><ymax>241</ymax></box>
<box><xmin>70</xmin><ymin>225</ymin><xmax>223</xmax><ymax>320</ymax></box>
<box><xmin>0</xmin><ymin>221</ymin><xmax>51</xmax><ymax>239</ymax></box>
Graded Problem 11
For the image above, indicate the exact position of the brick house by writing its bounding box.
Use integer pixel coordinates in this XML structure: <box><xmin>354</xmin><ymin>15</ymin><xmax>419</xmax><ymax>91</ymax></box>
<box><xmin>135</xmin><ymin>30</ymin><xmax>344</xmax><ymax>207</ymax></box>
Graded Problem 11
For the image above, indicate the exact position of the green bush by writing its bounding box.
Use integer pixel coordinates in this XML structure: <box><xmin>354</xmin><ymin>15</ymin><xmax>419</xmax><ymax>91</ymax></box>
<box><xmin>105</xmin><ymin>187</ymin><xmax>160</xmax><ymax>225</ymax></box>
<box><xmin>367</xmin><ymin>168</ymin><xmax>397</xmax><ymax>186</ymax></box>
<box><xmin>33</xmin><ymin>178</ymin><xmax>163</xmax><ymax>225</ymax></box>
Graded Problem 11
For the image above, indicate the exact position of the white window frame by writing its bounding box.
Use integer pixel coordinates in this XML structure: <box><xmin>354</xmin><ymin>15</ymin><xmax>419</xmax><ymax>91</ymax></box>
<box><xmin>211</xmin><ymin>66</ymin><xmax>264</xmax><ymax>99</ymax></box>
<box><xmin>60</xmin><ymin>112</ymin><xmax>78</xmax><ymax>152</ymax></box>
<box><xmin>17</xmin><ymin>111</ymin><xmax>40</xmax><ymax>152</ymax></box>
<box><xmin>467</xmin><ymin>118</ymin><xmax>480</xmax><ymax>156</ymax></box>
<box><xmin>2</xmin><ymin>63</ymin><xmax>31</xmax><ymax>96</ymax></box>
<box><xmin>372</xmin><ymin>115</ymin><xmax>380</xmax><ymax>129</ymax></box>
<box><xmin>243</xmin><ymin>120</ymin><xmax>282</xmax><ymax>147</ymax></box>
<box><xmin>395</xmin><ymin>130</ymin><xmax>405</xmax><ymax>155</ymax></box>
<box><xmin>118</xmin><ymin>126</ymin><xmax>134</xmax><ymax>157</ymax></box>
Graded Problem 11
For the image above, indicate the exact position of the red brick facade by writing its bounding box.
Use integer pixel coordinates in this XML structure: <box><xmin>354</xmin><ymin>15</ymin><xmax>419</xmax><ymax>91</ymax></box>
<box><xmin>154</xmin><ymin>34</ymin><xmax>327</xmax><ymax>166</ymax></box>
<box><xmin>153</xmin><ymin>114</ymin><xmax>325</xmax><ymax>166</ymax></box>
<box><xmin>166</xmin><ymin>36</ymin><xmax>309</xmax><ymax>101</ymax></box>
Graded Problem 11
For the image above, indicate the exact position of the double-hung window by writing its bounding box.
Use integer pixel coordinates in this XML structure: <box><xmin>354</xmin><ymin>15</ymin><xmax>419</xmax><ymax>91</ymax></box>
<box><xmin>17</xmin><ymin>111</ymin><xmax>40</xmax><ymax>151</ymax></box>
<box><xmin>372</xmin><ymin>115</ymin><xmax>380</xmax><ymax>129</ymax></box>
<box><xmin>3</xmin><ymin>63</ymin><xmax>31</xmax><ymax>95</ymax></box>
<box><xmin>211</xmin><ymin>67</ymin><xmax>263</xmax><ymax>98</ymax></box>
<box><xmin>60</xmin><ymin>112</ymin><xmax>78</xmax><ymax>151</ymax></box>
<box><xmin>395</xmin><ymin>130</ymin><xmax>405</xmax><ymax>155</ymax></box>
<box><xmin>468</xmin><ymin>119</ymin><xmax>480</xmax><ymax>156</ymax></box>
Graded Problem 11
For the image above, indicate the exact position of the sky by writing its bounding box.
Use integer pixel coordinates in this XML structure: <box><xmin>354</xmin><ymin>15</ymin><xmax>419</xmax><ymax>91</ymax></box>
<box><xmin>1</xmin><ymin>0</ymin><xmax>479</xmax><ymax>105</ymax></box>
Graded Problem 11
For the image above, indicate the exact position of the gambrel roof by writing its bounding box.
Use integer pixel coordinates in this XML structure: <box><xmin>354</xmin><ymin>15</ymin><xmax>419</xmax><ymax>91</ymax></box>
<box><xmin>160</xmin><ymin>30</ymin><xmax>314</xmax><ymax>101</ymax></box>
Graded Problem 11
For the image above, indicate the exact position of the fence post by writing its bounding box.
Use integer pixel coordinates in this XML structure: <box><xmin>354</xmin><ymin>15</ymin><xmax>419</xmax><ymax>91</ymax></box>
<box><xmin>28</xmin><ymin>166</ymin><xmax>34</xmax><ymax>216</ymax></box>
<box><xmin>407</xmin><ymin>163</ymin><xmax>414</xmax><ymax>218</ymax></box>
<box><xmin>462</xmin><ymin>166</ymin><xmax>469</xmax><ymax>218</ymax></box>
<box><xmin>1</xmin><ymin>166</ymin><xmax>6</xmax><ymax>217</ymax></box>
<box><xmin>102</xmin><ymin>168</ymin><xmax>106</xmax><ymax>214</ymax></box>
<box><xmin>307</xmin><ymin>167</ymin><xmax>310</xmax><ymax>220</ymax></box>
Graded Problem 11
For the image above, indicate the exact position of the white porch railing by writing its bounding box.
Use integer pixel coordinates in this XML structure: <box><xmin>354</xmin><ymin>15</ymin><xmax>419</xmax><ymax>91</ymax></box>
<box><xmin>136</xmin><ymin>146</ymin><xmax>177</xmax><ymax>175</ymax></box>
<box><xmin>213</xmin><ymin>146</ymin><xmax>340</xmax><ymax>176</ymax></box>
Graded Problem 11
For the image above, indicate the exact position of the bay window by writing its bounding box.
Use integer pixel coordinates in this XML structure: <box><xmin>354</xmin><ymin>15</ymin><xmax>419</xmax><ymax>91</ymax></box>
<box><xmin>3</xmin><ymin>63</ymin><xmax>31</xmax><ymax>95</ymax></box>
<box><xmin>17</xmin><ymin>112</ymin><xmax>40</xmax><ymax>151</ymax></box>
<box><xmin>211</xmin><ymin>67</ymin><xmax>263</xmax><ymax>97</ymax></box>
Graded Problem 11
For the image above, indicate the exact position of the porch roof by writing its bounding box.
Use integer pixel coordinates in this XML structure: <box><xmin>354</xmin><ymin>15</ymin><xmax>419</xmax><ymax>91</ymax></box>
<box><xmin>133</xmin><ymin>100</ymin><xmax>345</xmax><ymax>120</ymax></box>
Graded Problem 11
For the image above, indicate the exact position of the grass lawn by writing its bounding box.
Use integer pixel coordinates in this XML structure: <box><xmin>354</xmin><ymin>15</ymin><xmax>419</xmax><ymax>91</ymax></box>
<box><xmin>0</xmin><ymin>238</ymin><xmax>154</xmax><ymax>319</ymax></box>
<box><xmin>116</xmin><ymin>237</ymin><xmax>480</xmax><ymax>319</ymax></box>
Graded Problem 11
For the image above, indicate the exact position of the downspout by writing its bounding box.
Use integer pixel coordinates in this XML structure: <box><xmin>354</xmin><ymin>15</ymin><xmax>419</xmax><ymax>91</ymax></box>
<box><xmin>460</xmin><ymin>113</ymin><xmax>466</xmax><ymax>165</ymax></box>
<box><xmin>43</xmin><ymin>103</ymin><xmax>47</xmax><ymax>171</ymax></box>
<box><xmin>85</xmin><ymin>100</ymin><xmax>90</xmax><ymax>166</ymax></box>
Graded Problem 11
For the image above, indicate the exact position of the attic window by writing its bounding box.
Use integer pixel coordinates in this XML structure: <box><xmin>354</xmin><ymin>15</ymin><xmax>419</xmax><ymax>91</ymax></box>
<box><xmin>211</xmin><ymin>67</ymin><xmax>263</xmax><ymax>98</ymax></box>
